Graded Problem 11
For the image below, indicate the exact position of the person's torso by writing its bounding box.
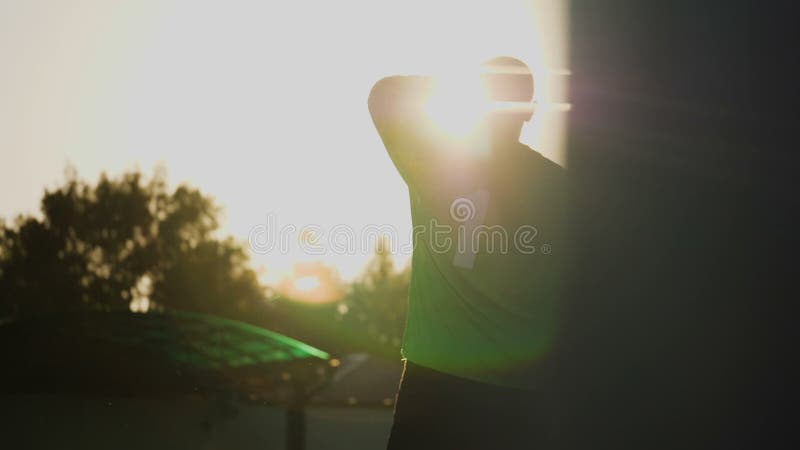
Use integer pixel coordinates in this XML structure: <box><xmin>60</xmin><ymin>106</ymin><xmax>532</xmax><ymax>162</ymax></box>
<box><xmin>402</xmin><ymin>142</ymin><xmax>569</xmax><ymax>390</ymax></box>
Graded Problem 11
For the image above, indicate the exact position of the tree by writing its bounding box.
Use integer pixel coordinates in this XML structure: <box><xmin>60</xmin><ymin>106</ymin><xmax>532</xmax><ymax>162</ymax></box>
<box><xmin>1</xmin><ymin>168</ymin><xmax>412</xmax><ymax>359</ymax></box>
<box><xmin>0</xmin><ymin>168</ymin><xmax>265</xmax><ymax>321</ymax></box>
<box><xmin>262</xmin><ymin>239</ymin><xmax>410</xmax><ymax>358</ymax></box>
<box><xmin>322</xmin><ymin>238</ymin><xmax>409</xmax><ymax>357</ymax></box>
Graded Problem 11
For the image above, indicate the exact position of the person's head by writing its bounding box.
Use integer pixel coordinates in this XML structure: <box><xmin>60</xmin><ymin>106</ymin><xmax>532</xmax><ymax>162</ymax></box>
<box><xmin>480</xmin><ymin>56</ymin><xmax>534</xmax><ymax>146</ymax></box>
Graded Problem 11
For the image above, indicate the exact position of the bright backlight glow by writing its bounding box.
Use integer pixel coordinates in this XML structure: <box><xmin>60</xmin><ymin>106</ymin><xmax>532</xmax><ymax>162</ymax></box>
<box><xmin>424</xmin><ymin>72</ymin><xmax>491</xmax><ymax>139</ymax></box>
<box><xmin>423</xmin><ymin>67</ymin><xmax>538</xmax><ymax>158</ymax></box>
<box><xmin>1</xmin><ymin>0</ymin><xmax>570</xmax><ymax>283</ymax></box>
<box><xmin>293</xmin><ymin>276</ymin><xmax>320</xmax><ymax>292</ymax></box>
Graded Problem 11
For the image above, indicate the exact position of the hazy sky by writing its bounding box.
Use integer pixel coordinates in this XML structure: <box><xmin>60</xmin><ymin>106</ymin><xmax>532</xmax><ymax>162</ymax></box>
<box><xmin>0</xmin><ymin>0</ymin><xmax>569</xmax><ymax>283</ymax></box>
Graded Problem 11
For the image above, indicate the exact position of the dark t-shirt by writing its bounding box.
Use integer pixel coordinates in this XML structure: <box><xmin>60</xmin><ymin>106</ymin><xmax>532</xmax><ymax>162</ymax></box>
<box><xmin>369</xmin><ymin>76</ymin><xmax>568</xmax><ymax>389</ymax></box>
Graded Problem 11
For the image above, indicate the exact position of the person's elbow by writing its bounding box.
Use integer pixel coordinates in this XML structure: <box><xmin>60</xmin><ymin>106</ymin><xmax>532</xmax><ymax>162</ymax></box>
<box><xmin>368</xmin><ymin>76</ymin><xmax>401</xmax><ymax>123</ymax></box>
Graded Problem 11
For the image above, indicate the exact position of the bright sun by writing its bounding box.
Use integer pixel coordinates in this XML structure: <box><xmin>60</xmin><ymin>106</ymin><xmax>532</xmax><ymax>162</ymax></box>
<box><xmin>424</xmin><ymin>70</ymin><xmax>492</xmax><ymax>139</ymax></box>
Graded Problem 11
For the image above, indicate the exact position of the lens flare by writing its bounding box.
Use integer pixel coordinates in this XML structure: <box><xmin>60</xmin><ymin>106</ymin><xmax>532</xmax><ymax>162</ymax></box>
<box><xmin>424</xmin><ymin>72</ymin><xmax>491</xmax><ymax>138</ymax></box>
<box><xmin>423</xmin><ymin>68</ymin><xmax>537</xmax><ymax>159</ymax></box>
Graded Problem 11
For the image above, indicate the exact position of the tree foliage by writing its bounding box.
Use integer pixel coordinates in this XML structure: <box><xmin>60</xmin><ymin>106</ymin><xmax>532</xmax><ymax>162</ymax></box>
<box><xmin>1</xmin><ymin>168</ymin><xmax>411</xmax><ymax>359</ymax></box>
<box><xmin>266</xmin><ymin>239</ymin><xmax>410</xmax><ymax>358</ymax></box>
<box><xmin>0</xmin><ymin>169</ymin><xmax>265</xmax><ymax>321</ymax></box>
<box><xmin>341</xmin><ymin>239</ymin><xmax>409</xmax><ymax>355</ymax></box>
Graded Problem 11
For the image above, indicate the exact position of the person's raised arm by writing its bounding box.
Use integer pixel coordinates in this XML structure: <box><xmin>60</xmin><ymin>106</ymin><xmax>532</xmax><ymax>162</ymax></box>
<box><xmin>368</xmin><ymin>75</ymin><xmax>433</xmax><ymax>132</ymax></box>
<box><xmin>368</xmin><ymin>75</ymin><xmax>439</xmax><ymax>188</ymax></box>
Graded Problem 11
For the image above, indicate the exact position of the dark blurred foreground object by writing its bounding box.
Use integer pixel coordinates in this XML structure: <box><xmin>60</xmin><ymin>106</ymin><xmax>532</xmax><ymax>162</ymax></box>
<box><xmin>555</xmin><ymin>1</ymin><xmax>796</xmax><ymax>449</ymax></box>
<box><xmin>0</xmin><ymin>311</ymin><xmax>332</xmax><ymax>450</ymax></box>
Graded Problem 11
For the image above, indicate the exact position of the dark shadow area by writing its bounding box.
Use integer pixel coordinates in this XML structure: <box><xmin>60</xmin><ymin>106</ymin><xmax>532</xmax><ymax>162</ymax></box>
<box><xmin>554</xmin><ymin>1</ymin><xmax>796</xmax><ymax>448</ymax></box>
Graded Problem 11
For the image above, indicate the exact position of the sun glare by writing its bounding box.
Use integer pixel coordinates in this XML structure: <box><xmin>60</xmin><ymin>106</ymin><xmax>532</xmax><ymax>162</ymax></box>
<box><xmin>294</xmin><ymin>276</ymin><xmax>321</xmax><ymax>292</ymax></box>
<box><xmin>424</xmin><ymin>71</ymin><xmax>491</xmax><ymax>139</ymax></box>
<box><xmin>423</xmin><ymin>67</ymin><xmax>537</xmax><ymax>158</ymax></box>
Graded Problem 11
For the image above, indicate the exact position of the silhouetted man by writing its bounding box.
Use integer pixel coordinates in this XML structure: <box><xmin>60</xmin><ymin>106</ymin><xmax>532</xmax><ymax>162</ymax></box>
<box><xmin>369</xmin><ymin>57</ymin><xmax>568</xmax><ymax>449</ymax></box>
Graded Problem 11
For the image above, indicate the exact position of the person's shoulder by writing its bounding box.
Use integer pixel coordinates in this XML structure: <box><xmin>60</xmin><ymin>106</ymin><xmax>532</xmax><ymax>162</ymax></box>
<box><xmin>517</xmin><ymin>143</ymin><xmax>566</xmax><ymax>174</ymax></box>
